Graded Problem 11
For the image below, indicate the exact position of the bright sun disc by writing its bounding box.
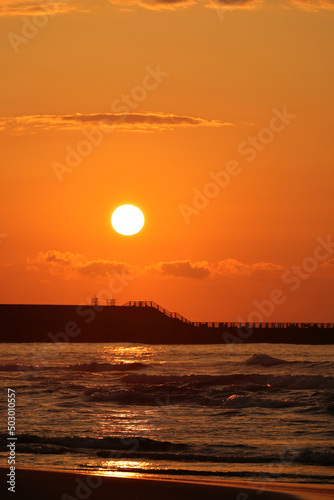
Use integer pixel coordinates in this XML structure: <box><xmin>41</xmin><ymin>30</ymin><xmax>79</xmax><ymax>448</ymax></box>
<box><xmin>111</xmin><ymin>205</ymin><xmax>145</xmax><ymax>236</ymax></box>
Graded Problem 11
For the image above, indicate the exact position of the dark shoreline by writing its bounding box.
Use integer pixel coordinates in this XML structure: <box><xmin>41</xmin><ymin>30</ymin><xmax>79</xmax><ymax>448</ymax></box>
<box><xmin>0</xmin><ymin>304</ymin><xmax>333</xmax><ymax>344</ymax></box>
<box><xmin>3</xmin><ymin>467</ymin><xmax>328</xmax><ymax>500</ymax></box>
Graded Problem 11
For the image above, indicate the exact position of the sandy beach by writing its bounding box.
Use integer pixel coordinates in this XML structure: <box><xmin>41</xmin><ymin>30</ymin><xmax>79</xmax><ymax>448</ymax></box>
<box><xmin>1</xmin><ymin>468</ymin><xmax>334</xmax><ymax>500</ymax></box>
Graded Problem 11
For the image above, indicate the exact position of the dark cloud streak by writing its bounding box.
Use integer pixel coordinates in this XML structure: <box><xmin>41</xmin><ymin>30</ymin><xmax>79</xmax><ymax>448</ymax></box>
<box><xmin>0</xmin><ymin>112</ymin><xmax>232</xmax><ymax>133</ymax></box>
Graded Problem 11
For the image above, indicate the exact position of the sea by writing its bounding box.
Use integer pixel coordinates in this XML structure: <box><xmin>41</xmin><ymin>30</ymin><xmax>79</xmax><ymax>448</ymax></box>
<box><xmin>0</xmin><ymin>343</ymin><xmax>333</xmax><ymax>484</ymax></box>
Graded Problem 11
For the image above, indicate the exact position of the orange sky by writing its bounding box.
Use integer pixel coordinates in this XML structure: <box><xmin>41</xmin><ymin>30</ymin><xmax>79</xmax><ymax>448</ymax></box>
<box><xmin>0</xmin><ymin>0</ymin><xmax>334</xmax><ymax>322</ymax></box>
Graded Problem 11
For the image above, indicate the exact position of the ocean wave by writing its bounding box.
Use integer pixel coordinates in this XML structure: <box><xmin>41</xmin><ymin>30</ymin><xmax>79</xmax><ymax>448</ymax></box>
<box><xmin>244</xmin><ymin>354</ymin><xmax>334</xmax><ymax>370</ymax></box>
<box><xmin>297</xmin><ymin>449</ymin><xmax>334</xmax><ymax>466</ymax></box>
<box><xmin>245</xmin><ymin>354</ymin><xmax>289</xmax><ymax>366</ymax></box>
<box><xmin>326</xmin><ymin>404</ymin><xmax>334</xmax><ymax>414</ymax></box>
<box><xmin>84</xmin><ymin>387</ymin><xmax>303</xmax><ymax>409</ymax></box>
<box><xmin>0</xmin><ymin>433</ymin><xmax>188</xmax><ymax>453</ymax></box>
<box><xmin>0</xmin><ymin>362</ymin><xmax>148</xmax><ymax>372</ymax></box>
<box><xmin>220</xmin><ymin>394</ymin><xmax>299</xmax><ymax>409</ymax></box>
<box><xmin>85</xmin><ymin>389</ymin><xmax>169</xmax><ymax>405</ymax></box>
<box><xmin>2</xmin><ymin>433</ymin><xmax>333</xmax><ymax>467</ymax></box>
<box><xmin>68</xmin><ymin>362</ymin><xmax>147</xmax><ymax>372</ymax></box>
<box><xmin>7</xmin><ymin>445</ymin><xmax>69</xmax><ymax>455</ymax></box>
<box><xmin>112</xmin><ymin>447</ymin><xmax>334</xmax><ymax>467</ymax></box>
<box><xmin>122</xmin><ymin>373</ymin><xmax>334</xmax><ymax>390</ymax></box>
<box><xmin>85</xmin><ymin>387</ymin><xmax>207</xmax><ymax>406</ymax></box>
<box><xmin>98</xmin><ymin>466</ymin><xmax>334</xmax><ymax>481</ymax></box>
<box><xmin>95</xmin><ymin>450</ymin><xmax>270</xmax><ymax>463</ymax></box>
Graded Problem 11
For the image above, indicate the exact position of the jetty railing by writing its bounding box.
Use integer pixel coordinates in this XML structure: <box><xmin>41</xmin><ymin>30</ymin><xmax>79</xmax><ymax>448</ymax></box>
<box><xmin>123</xmin><ymin>301</ymin><xmax>333</xmax><ymax>329</ymax></box>
<box><xmin>192</xmin><ymin>321</ymin><xmax>334</xmax><ymax>329</ymax></box>
<box><xmin>123</xmin><ymin>301</ymin><xmax>193</xmax><ymax>324</ymax></box>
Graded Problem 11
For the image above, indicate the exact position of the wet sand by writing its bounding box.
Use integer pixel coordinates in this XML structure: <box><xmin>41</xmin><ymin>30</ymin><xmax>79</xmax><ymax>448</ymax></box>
<box><xmin>1</xmin><ymin>467</ymin><xmax>334</xmax><ymax>500</ymax></box>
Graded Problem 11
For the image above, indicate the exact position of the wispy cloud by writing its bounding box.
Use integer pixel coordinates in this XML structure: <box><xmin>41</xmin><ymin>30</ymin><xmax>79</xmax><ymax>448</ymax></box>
<box><xmin>0</xmin><ymin>0</ymin><xmax>262</xmax><ymax>15</ymax></box>
<box><xmin>108</xmin><ymin>0</ymin><xmax>262</xmax><ymax>10</ymax></box>
<box><xmin>0</xmin><ymin>0</ymin><xmax>89</xmax><ymax>16</ymax></box>
<box><xmin>0</xmin><ymin>112</ymin><xmax>233</xmax><ymax>134</ymax></box>
<box><xmin>2</xmin><ymin>0</ymin><xmax>333</xmax><ymax>16</ymax></box>
<box><xmin>290</xmin><ymin>0</ymin><xmax>334</xmax><ymax>11</ymax></box>
<box><xmin>206</xmin><ymin>0</ymin><xmax>262</xmax><ymax>10</ymax></box>
<box><xmin>216</xmin><ymin>259</ymin><xmax>285</xmax><ymax>276</ymax></box>
<box><xmin>322</xmin><ymin>258</ymin><xmax>334</xmax><ymax>268</ymax></box>
<box><xmin>107</xmin><ymin>0</ymin><xmax>197</xmax><ymax>10</ymax></box>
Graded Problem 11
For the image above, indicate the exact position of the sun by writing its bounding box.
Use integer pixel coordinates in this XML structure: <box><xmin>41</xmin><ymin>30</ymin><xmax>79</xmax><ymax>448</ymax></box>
<box><xmin>111</xmin><ymin>205</ymin><xmax>145</xmax><ymax>236</ymax></box>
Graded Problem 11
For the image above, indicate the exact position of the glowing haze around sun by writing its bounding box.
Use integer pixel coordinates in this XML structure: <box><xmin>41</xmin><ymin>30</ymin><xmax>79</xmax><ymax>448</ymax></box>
<box><xmin>111</xmin><ymin>205</ymin><xmax>145</xmax><ymax>236</ymax></box>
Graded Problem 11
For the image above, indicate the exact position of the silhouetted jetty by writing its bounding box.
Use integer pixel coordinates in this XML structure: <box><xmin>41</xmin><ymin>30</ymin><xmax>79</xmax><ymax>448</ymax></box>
<box><xmin>0</xmin><ymin>301</ymin><xmax>333</xmax><ymax>344</ymax></box>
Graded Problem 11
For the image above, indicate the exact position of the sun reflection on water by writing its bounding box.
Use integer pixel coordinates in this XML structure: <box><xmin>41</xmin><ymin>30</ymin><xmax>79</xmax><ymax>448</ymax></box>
<box><xmin>88</xmin><ymin>459</ymin><xmax>153</xmax><ymax>478</ymax></box>
<box><xmin>100</xmin><ymin>345</ymin><xmax>164</xmax><ymax>364</ymax></box>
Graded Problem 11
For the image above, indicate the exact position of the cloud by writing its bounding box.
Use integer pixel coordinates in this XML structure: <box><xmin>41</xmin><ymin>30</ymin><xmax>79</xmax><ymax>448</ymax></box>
<box><xmin>206</xmin><ymin>0</ymin><xmax>262</xmax><ymax>10</ymax></box>
<box><xmin>44</xmin><ymin>251</ymin><xmax>77</xmax><ymax>265</ymax></box>
<box><xmin>28</xmin><ymin>250</ymin><xmax>84</xmax><ymax>267</ymax></box>
<box><xmin>27</xmin><ymin>251</ymin><xmax>84</xmax><ymax>278</ymax></box>
<box><xmin>0</xmin><ymin>0</ymin><xmax>89</xmax><ymax>16</ymax></box>
<box><xmin>321</xmin><ymin>258</ymin><xmax>334</xmax><ymax>268</ymax></box>
<box><xmin>251</xmin><ymin>261</ymin><xmax>286</xmax><ymax>274</ymax></box>
<box><xmin>216</xmin><ymin>258</ymin><xmax>251</xmax><ymax>275</ymax></box>
<box><xmin>27</xmin><ymin>251</ymin><xmax>289</xmax><ymax>282</ymax></box>
<box><xmin>151</xmin><ymin>260</ymin><xmax>211</xmax><ymax>279</ymax></box>
<box><xmin>27</xmin><ymin>251</ymin><xmax>136</xmax><ymax>278</ymax></box>
<box><xmin>78</xmin><ymin>260</ymin><xmax>136</xmax><ymax>277</ymax></box>
<box><xmin>216</xmin><ymin>259</ymin><xmax>285</xmax><ymax>276</ymax></box>
<box><xmin>0</xmin><ymin>0</ymin><xmax>263</xmax><ymax>16</ymax></box>
<box><xmin>290</xmin><ymin>0</ymin><xmax>334</xmax><ymax>11</ymax></box>
<box><xmin>28</xmin><ymin>252</ymin><xmax>211</xmax><ymax>280</ymax></box>
<box><xmin>0</xmin><ymin>113</ymin><xmax>232</xmax><ymax>134</ymax></box>
<box><xmin>4</xmin><ymin>0</ymin><xmax>332</xmax><ymax>16</ymax></box>
<box><xmin>107</xmin><ymin>0</ymin><xmax>262</xmax><ymax>10</ymax></box>
<box><xmin>215</xmin><ymin>257</ymin><xmax>334</xmax><ymax>277</ymax></box>
<box><xmin>107</xmin><ymin>0</ymin><xmax>197</xmax><ymax>10</ymax></box>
